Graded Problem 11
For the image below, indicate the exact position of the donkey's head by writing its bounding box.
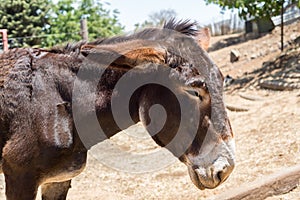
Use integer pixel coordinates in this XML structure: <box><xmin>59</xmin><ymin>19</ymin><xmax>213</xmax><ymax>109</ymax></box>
<box><xmin>132</xmin><ymin>34</ymin><xmax>235</xmax><ymax>189</ymax></box>
<box><xmin>79</xmin><ymin>20</ymin><xmax>235</xmax><ymax>190</ymax></box>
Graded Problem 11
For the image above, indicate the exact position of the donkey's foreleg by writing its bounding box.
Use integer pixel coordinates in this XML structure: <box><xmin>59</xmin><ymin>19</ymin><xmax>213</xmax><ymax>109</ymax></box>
<box><xmin>41</xmin><ymin>180</ymin><xmax>71</xmax><ymax>200</ymax></box>
<box><xmin>3</xmin><ymin>169</ymin><xmax>39</xmax><ymax>200</ymax></box>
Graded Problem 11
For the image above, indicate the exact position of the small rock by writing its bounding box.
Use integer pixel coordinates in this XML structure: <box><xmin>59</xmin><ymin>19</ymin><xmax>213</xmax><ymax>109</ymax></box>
<box><xmin>224</xmin><ymin>75</ymin><xmax>234</xmax><ymax>87</ymax></box>
<box><xmin>250</xmin><ymin>54</ymin><xmax>257</xmax><ymax>59</ymax></box>
<box><xmin>294</xmin><ymin>36</ymin><xmax>300</xmax><ymax>45</ymax></box>
<box><xmin>277</xmin><ymin>42</ymin><xmax>289</xmax><ymax>49</ymax></box>
<box><xmin>230</xmin><ymin>49</ymin><xmax>240</xmax><ymax>62</ymax></box>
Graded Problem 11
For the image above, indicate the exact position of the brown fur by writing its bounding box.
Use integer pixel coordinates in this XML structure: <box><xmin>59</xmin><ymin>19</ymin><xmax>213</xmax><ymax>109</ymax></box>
<box><xmin>0</xmin><ymin>19</ymin><xmax>233</xmax><ymax>199</ymax></box>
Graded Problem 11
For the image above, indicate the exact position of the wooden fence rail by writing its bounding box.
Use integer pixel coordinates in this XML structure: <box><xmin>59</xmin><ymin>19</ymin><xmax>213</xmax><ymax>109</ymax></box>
<box><xmin>209</xmin><ymin>164</ymin><xmax>300</xmax><ymax>200</ymax></box>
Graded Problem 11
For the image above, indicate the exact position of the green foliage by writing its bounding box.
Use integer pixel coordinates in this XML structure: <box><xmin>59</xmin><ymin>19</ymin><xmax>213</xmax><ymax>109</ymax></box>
<box><xmin>42</xmin><ymin>0</ymin><xmax>81</xmax><ymax>46</ymax></box>
<box><xmin>78</xmin><ymin>0</ymin><xmax>123</xmax><ymax>39</ymax></box>
<box><xmin>204</xmin><ymin>0</ymin><xmax>300</xmax><ymax>20</ymax></box>
<box><xmin>0</xmin><ymin>0</ymin><xmax>51</xmax><ymax>47</ymax></box>
<box><xmin>0</xmin><ymin>0</ymin><xmax>123</xmax><ymax>48</ymax></box>
<box><xmin>43</xmin><ymin>0</ymin><xmax>123</xmax><ymax>47</ymax></box>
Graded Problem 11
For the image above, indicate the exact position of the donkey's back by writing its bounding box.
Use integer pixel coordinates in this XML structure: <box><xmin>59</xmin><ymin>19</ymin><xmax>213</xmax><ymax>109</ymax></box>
<box><xmin>0</xmin><ymin>49</ymin><xmax>34</xmax><ymax>166</ymax></box>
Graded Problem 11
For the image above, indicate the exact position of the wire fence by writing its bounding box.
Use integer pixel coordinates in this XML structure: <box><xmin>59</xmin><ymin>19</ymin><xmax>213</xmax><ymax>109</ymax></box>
<box><xmin>206</xmin><ymin>4</ymin><xmax>300</xmax><ymax>36</ymax></box>
<box><xmin>0</xmin><ymin>31</ymin><xmax>80</xmax><ymax>49</ymax></box>
<box><xmin>1</xmin><ymin>6</ymin><xmax>300</xmax><ymax>50</ymax></box>
<box><xmin>272</xmin><ymin>5</ymin><xmax>300</xmax><ymax>26</ymax></box>
<box><xmin>207</xmin><ymin>13</ymin><xmax>245</xmax><ymax>36</ymax></box>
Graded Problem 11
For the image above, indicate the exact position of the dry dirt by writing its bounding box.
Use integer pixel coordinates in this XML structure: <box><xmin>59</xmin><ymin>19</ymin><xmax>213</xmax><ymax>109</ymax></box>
<box><xmin>0</xmin><ymin>21</ymin><xmax>299</xmax><ymax>200</ymax></box>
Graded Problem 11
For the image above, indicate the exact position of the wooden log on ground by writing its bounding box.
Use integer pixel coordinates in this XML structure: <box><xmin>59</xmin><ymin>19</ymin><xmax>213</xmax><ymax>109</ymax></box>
<box><xmin>259</xmin><ymin>81</ymin><xmax>295</xmax><ymax>91</ymax></box>
<box><xmin>239</xmin><ymin>93</ymin><xmax>263</xmax><ymax>101</ymax></box>
<box><xmin>226</xmin><ymin>104</ymin><xmax>249</xmax><ymax>112</ymax></box>
<box><xmin>208</xmin><ymin>164</ymin><xmax>300</xmax><ymax>200</ymax></box>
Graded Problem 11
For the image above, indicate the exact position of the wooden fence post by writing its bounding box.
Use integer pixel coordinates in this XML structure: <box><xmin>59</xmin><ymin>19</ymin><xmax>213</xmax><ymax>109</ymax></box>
<box><xmin>0</xmin><ymin>29</ymin><xmax>8</xmax><ymax>51</ymax></box>
<box><xmin>80</xmin><ymin>18</ymin><xmax>88</xmax><ymax>41</ymax></box>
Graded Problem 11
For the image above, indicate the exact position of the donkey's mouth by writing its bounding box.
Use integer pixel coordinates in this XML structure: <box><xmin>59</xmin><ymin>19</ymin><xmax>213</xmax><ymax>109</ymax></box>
<box><xmin>187</xmin><ymin>162</ymin><xmax>234</xmax><ymax>190</ymax></box>
<box><xmin>187</xmin><ymin>166</ymin><xmax>206</xmax><ymax>190</ymax></box>
<box><xmin>188</xmin><ymin>167</ymin><xmax>221</xmax><ymax>190</ymax></box>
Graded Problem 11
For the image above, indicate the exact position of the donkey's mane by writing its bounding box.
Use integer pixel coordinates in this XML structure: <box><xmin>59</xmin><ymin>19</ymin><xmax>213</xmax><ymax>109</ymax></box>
<box><xmin>163</xmin><ymin>18</ymin><xmax>198</xmax><ymax>36</ymax></box>
<box><xmin>49</xmin><ymin>19</ymin><xmax>198</xmax><ymax>55</ymax></box>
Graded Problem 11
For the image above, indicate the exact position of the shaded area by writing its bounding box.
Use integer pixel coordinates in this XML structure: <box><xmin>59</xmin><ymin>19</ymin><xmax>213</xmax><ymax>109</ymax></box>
<box><xmin>226</xmin><ymin>38</ymin><xmax>300</xmax><ymax>92</ymax></box>
<box><xmin>208</xmin><ymin>33</ymin><xmax>263</xmax><ymax>52</ymax></box>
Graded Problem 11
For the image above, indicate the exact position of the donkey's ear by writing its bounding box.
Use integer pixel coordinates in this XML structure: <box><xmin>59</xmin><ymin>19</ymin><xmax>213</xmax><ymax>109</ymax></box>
<box><xmin>80</xmin><ymin>42</ymin><xmax>166</xmax><ymax>70</ymax></box>
<box><xmin>196</xmin><ymin>27</ymin><xmax>210</xmax><ymax>51</ymax></box>
<box><xmin>112</xmin><ymin>47</ymin><xmax>166</xmax><ymax>67</ymax></box>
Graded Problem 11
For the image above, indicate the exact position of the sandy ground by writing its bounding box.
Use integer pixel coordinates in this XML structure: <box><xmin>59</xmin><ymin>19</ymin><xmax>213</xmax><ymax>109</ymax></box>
<box><xmin>0</xmin><ymin>21</ymin><xmax>299</xmax><ymax>200</ymax></box>
<box><xmin>67</xmin><ymin>89</ymin><xmax>300</xmax><ymax>200</ymax></box>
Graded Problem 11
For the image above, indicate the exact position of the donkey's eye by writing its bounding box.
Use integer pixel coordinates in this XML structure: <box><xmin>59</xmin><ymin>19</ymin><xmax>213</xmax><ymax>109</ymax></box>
<box><xmin>194</xmin><ymin>92</ymin><xmax>203</xmax><ymax>101</ymax></box>
<box><xmin>186</xmin><ymin>90</ymin><xmax>203</xmax><ymax>101</ymax></box>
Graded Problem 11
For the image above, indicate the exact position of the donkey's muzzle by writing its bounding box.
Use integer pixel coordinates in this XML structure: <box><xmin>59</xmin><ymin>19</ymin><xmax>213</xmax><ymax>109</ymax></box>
<box><xmin>188</xmin><ymin>157</ymin><xmax>235</xmax><ymax>190</ymax></box>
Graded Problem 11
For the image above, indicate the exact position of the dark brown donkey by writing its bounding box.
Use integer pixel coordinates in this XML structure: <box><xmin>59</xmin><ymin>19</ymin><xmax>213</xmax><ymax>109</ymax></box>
<box><xmin>0</xmin><ymin>19</ymin><xmax>235</xmax><ymax>200</ymax></box>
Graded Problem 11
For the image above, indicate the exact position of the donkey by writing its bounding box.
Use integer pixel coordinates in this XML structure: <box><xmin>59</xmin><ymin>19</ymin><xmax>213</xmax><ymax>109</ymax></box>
<box><xmin>0</xmin><ymin>19</ymin><xmax>235</xmax><ymax>200</ymax></box>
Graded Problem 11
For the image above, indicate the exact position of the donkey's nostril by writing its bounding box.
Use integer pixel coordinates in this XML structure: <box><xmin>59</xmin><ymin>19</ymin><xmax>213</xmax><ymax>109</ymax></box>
<box><xmin>216</xmin><ymin>168</ymin><xmax>228</xmax><ymax>183</ymax></box>
<box><xmin>215</xmin><ymin>164</ymin><xmax>233</xmax><ymax>184</ymax></box>
<box><xmin>216</xmin><ymin>170</ymin><xmax>223</xmax><ymax>181</ymax></box>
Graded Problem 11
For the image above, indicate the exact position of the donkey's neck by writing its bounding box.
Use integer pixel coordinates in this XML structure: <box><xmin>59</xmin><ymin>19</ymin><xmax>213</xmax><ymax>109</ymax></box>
<box><xmin>93</xmin><ymin>69</ymin><xmax>142</xmax><ymax>139</ymax></box>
